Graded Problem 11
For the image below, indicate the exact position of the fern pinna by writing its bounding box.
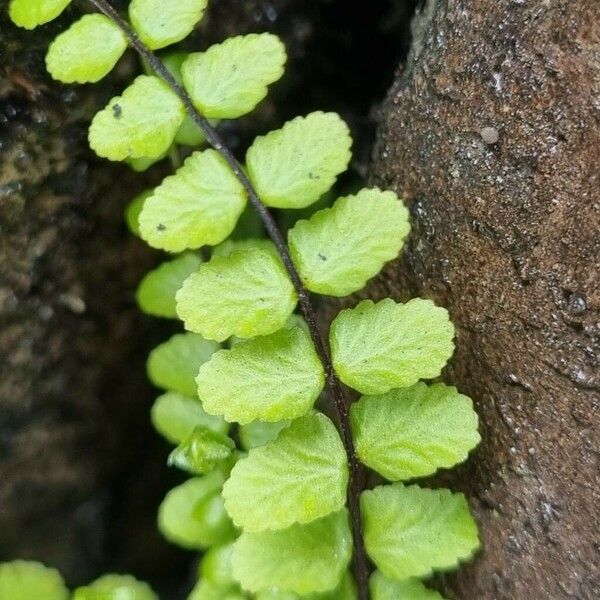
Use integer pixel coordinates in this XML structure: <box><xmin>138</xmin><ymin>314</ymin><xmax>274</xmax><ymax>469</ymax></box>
<box><xmin>3</xmin><ymin>1</ymin><xmax>482</xmax><ymax>598</ymax></box>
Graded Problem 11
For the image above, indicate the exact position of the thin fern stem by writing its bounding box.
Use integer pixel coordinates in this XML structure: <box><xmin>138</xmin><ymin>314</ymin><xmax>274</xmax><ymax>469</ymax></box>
<box><xmin>86</xmin><ymin>1</ymin><xmax>370</xmax><ymax>596</ymax></box>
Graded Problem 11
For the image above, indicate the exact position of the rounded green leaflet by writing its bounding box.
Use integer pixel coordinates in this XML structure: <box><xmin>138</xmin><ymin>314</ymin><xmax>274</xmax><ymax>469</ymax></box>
<box><xmin>196</xmin><ymin>327</ymin><xmax>325</xmax><ymax>425</ymax></box>
<box><xmin>147</xmin><ymin>332</ymin><xmax>219</xmax><ymax>397</ymax></box>
<box><xmin>330</xmin><ymin>298</ymin><xmax>455</xmax><ymax>395</ymax></box>
<box><xmin>246</xmin><ymin>112</ymin><xmax>352</xmax><ymax>209</ymax></box>
<box><xmin>0</xmin><ymin>560</ymin><xmax>69</xmax><ymax>600</ymax></box>
<box><xmin>151</xmin><ymin>392</ymin><xmax>228</xmax><ymax>445</ymax></box>
<box><xmin>45</xmin><ymin>14</ymin><xmax>127</xmax><ymax>83</ymax></box>
<box><xmin>89</xmin><ymin>75</ymin><xmax>185</xmax><ymax>161</ymax></box>
<box><xmin>182</xmin><ymin>33</ymin><xmax>287</xmax><ymax>119</ymax></box>
<box><xmin>9</xmin><ymin>0</ymin><xmax>71</xmax><ymax>29</ymax></box>
<box><xmin>212</xmin><ymin>238</ymin><xmax>279</xmax><ymax>261</ymax></box>
<box><xmin>288</xmin><ymin>188</ymin><xmax>410</xmax><ymax>296</ymax></box>
<box><xmin>232</xmin><ymin>510</ymin><xmax>352</xmax><ymax>595</ymax></box>
<box><xmin>137</xmin><ymin>252</ymin><xmax>202</xmax><ymax>318</ymax></box>
<box><xmin>158</xmin><ymin>473</ymin><xmax>235</xmax><ymax>549</ymax></box>
<box><xmin>256</xmin><ymin>573</ymin><xmax>356</xmax><ymax>599</ymax></box>
<box><xmin>138</xmin><ymin>150</ymin><xmax>247</xmax><ymax>252</ymax></box>
<box><xmin>73</xmin><ymin>574</ymin><xmax>158</xmax><ymax>600</ymax></box>
<box><xmin>125</xmin><ymin>189</ymin><xmax>153</xmax><ymax>237</ymax></box>
<box><xmin>369</xmin><ymin>571</ymin><xmax>445</xmax><ymax>600</ymax></box>
<box><xmin>129</xmin><ymin>0</ymin><xmax>208</xmax><ymax>50</ymax></box>
<box><xmin>239</xmin><ymin>420</ymin><xmax>290</xmax><ymax>450</ymax></box>
<box><xmin>223</xmin><ymin>413</ymin><xmax>348</xmax><ymax>532</ymax></box>
<box><xmin>351</xmin><ymin>382</ymin><xmax>480</xmax><ymax>481</ymax></box>
<box><xmin>176</xmin><ymin>248</ymin><xmax>297</xmax><ymax>342</ymax></box>
<box><xmin>168</xmin><ymin>425</ymin><xmax>234</xmax><ymax>475</ymax></box>
<box><xmin>361</xmin><ymin>483</ymin><xmax>480</xmax><ymax>581</ymax></box>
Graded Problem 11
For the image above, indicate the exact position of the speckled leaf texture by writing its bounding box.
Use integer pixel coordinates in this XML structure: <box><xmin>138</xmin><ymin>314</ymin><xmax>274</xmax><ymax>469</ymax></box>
<box><xmin>288</xmin><ymin>188</ymin><xmax>410</xmax><ymax>296</ymax></box>
<box><xmin>89</xmin><ymin>75</ymin><xmax>185</xmax><ymax>161</ymax></box>
<box><xmin>176</xmin><ymin>248</ymin><xmax>297</xmax><ymax>342</ymax></box>
<box><xmin>369</xmin><ymin>571</ymin><xmax>444</xmax><ymax>600</ymax></box>
<box><xmin>45</xmin><ymin>14</ymin><xmax>127</xmax><ymax>83</ymax></box>
<box><xmin>361</xmin><ymin>484</ymin><xmax>479</xmax><ymax>581</ymax></box>
<box><xmin>196</xmin><ymin>327</ymin><xmax>324</xmax><ymax>424</ymax></box>
<box><xmin>232</xmin><ymin>510</ymin><xmax>352</xmax><ymax>594</ymax></box>
<box><xmin>182</xmin><ymin>34</ymin><xmax>286</xmax><ymax>118</ymax></box>
<box><xmin>222</xmin><ymin>413</ymin><xmax>348</xmax><ymax>532</ymax></box>
<box><xmin>139</xmin><ymin>150</ymin><xmax>247</xmax><ymax>252</ymax></box>
<box><xmin>330</xmin><ymin>298</ymin><xmax>455</xmax><ymax>394</ymax></box>
<box><xmin>246</xmin><ymin>112</ymin><xmax>352</xmax><ymax>209</ymax></box>
<box><xmin>351</xmin><ymin>382</ymin><xmax>480</xmax><ymax>481</ymax></box>
<box><xmin>129</xmin><ymin>0</ymin><xmax>208</xmax><ymax>50</ymax></box>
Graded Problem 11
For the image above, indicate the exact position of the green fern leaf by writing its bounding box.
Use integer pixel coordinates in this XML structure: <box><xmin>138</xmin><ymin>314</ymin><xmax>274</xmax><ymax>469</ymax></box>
<box><xmin>196</xmin><ymin>327</ymin><xmax>324</xmax><ymax>424</ymax></box>
<box><xmin>288</xmin><ymin>188</ymin><xmax>410</xmax><ymax>296</ymax></box>
<box><xmin>330</xmin><ymin>298</ymin><xmax>455</xmax><ymax>394</ymax></box>
<box><xmin>147</xmin><ymin>333</ymin><xmax>219</xmax><ymax>397</ymax></box>
<box><xmin>73</xmin><ymin>575</ymin><xmax>157</xmax><ymax>600</ymax></box>
<box><xmin>176</xmin><ymin>248</ymin><xmax>297</xmax><ymax>342</ymax></box>
<box><xmin>352</xmin><ymin>383</ymin><xmax>480</xmax><ymax>481</ymax></box>
<box><xmin>137</xmin><ymin>253</ymin><xmax>202</xmax><ymax>318</ymax></box>
<box><xmin>239</xmin><ymin>420</ymin><xmax>290</xmax><ymax>450</ymax></box>
<box><xmin>89</xmin><ymin>75</ymin><xmax>185</xmax><ymax>161</ymax></box>
<box><xmin>138</xmin><ymin>150</ymin><xmax>246</xmax><ymax>252</ymax></box>
<box><xmin>45</xmin><ymin>14</ymin><xmax>127</xmax><ymax>83</ymax></box>
<box><xmin>212</xmin><ymin>238</ymin><xmax>278</xmax><ymax>261</ymax></box>
<box><xmin>168</xmin><ymin>425</ymin><xmax>234</xmax><ymax>475</ymax></box>
<box><xmin>158</xmin><ymin>473</ymin><xmax>235</xmax><ymax>549</ymax></box>
<box><xmin>124</xmin><ymin>190</ymin><xmax>153</xmax><ymax>237</ymax></box>
<box><xmin>370</xmin><ymin>572</ymin><xmax>444</xmax><ymax>600</ymax></box>
<box><xmin>9</xmin><ymin>0</ymin><xmax>71</xmax><ymax>29</ymax></box>
<box><xmin>256</xmin><ymin>573</ymin><xmax>356</xmax><ymax>599</ymax></box>
<box><xmin>129</xmin><ymin>0</ymin><xmax>208</xmax><ymax>50</ymax></box>
<box><xmin>246</xmin><ymin>112</ymin><xmax>352</xmax><ymax>209</ymax></box>
<box><xmin>361</xmin><ymin>484</ymin><xmax>479</xmax><ymax>580</ymax></box>
<box><xmin>151</xmin><ymin>392</ymin><xmax>228</xmax><ymax>445</ymax></box>
<box><xmin>182</xmin><ymin>33</ymin><xmax>286</xmax><ymax>119</ymax></box>
<box><xmin>232</xmin><ymin>510</ymin><xmax>352</xmax><ymax>594</ymax></box>
<box><xmin>223</xmin><ymin>413</ymin><xmax>348</xmax><ymax>532</ymax></box>
<box><xmin>0</xmin><ymin>561</ymin><xmax>69</xmax><ymax>600</ymax></box>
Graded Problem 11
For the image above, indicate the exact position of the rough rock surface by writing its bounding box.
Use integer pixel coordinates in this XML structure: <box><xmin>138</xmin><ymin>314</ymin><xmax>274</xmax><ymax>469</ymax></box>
<box><xmin>368</xmin><ymin>1</ymin><xmax>599</xmax><ymax>597</ymax></box>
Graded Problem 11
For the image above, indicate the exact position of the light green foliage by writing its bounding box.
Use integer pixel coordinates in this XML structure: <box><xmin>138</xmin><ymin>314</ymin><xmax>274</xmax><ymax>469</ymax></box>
<box><xmin>182</xmin><ymin>34</ymin><xmax>286</xmax><ymax>119</ymax></box>
<box><xmin>158</xmin><ymin>473</ymin><xmax>235</xmax><ymax>549</ymax></box>
<box><xmin>370</xmin><ymin>572</ymin><xmax>444</xmax><ymax>600</ymax></box>
<box><xmin>9</xmin><ymin>0</ymin><xmax>71</xmax><ymax>29</ymax></box>
<box><xmin>125</xmin><ymin>190</ymin><xmax>153</xmax><ymax>237</ymax></box>
<box><xmin>246</xmin><ymin>112</ymin><xmax>352</xmax><ymax>209</ymax></box>
<box><xmin>45</xmin><ymin>14</ymin><xmax>127</xmax><ymax>83</ymax></box>
<box><xmin>239</xmin><ymin>420</ymin><xmax>290</xmax><ymax>450</ymax></box>
<box><xmin>147</xmin><ymin>332</ymin><xmax>219</xmax><ymax>397</ymax></box>
<box><xmin>196</xmin><ymin>327</ymin><xmax>324</xmax><ymax>424</ymax></box>
<box><xmin>351</xmin><ymin>383</ymin><xmax>480</xmax><ymax>481</ymax></box>
<box><xmin>288</xmin><ymin>188</ymin><xmax>410</xmax><ymax>296</ymax></box>
<box><xmin>256</xmin><ymin>573</ymin><xmax>356</xmax><ymax>599</ymax></box>
<box><xmin>212</xmin><ymin>238</ymin><xmax>278</xmax><ymax>261</ymax></box>
<box><xmin>0</xmin><ymin>560</ymin><xmax>69</xmax><ymax>600</ymax></box>
<box><xmin>223</xmin><ymin>413</ymin><xmax>348</xmax><ymax>532</ymax></box>
<box><xmin>137</xmin><ymin>253</ymin><xmax>202</xmax><ymax>318</ymax></box>
<box><xmin>330</xmin><ymin>298</ymin><xmax>455</xmax><ymax>394</ymax></box>
<box><xmin>232</xmin><ymin>510</ymin><xmax>352</xmax><ymax>594</ymax></box>
<box><xmin>89</xmin><ymin>75</ymin><xmax>185</xmax><ymax>161</ymax></box>
<box><xmin>129</xmin><ymin>0</ymin><xmax>208</xmax><ymax>50</ymax></box>
<box><xmin>176</xmin><ymin>248</ymin><xmax>297</xmax><ymax>342</ymax></box>
<box><xmin>168</xmin><ymin>425</ymin><xmax>234</xmax><ymax>474</ymax></box>
<box><xmin>127</xmin><ymin>154</ymin><xmax>166</xmax><ymax>172</ymax></box>
<box><xmin>139</xmin><ymin>150</ymin><xmax>247</xmax><ymax>252</ymax></box>
<box><xmin>73</xmin><ymin>574</ymin><xmax>157</xmax><ymax>600</ymax></box>
<box><xmin>361</xmin><ymin>484</ymin><xmax>479</xmax><ymax>581</ymax></box>
<box><xmin>151</xmin><ymin>392</ymin><xmax>228</xmax><ymax>445</ymax></box>
<box><xmin>162</xmin><ymin>52</ymin><xmax>208</xmax><ymax>147</ymax></box>
<box><xmin>189</xmin><ymin>543</ymin><xmax>246</xmax><ymax>600</ymax></box>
